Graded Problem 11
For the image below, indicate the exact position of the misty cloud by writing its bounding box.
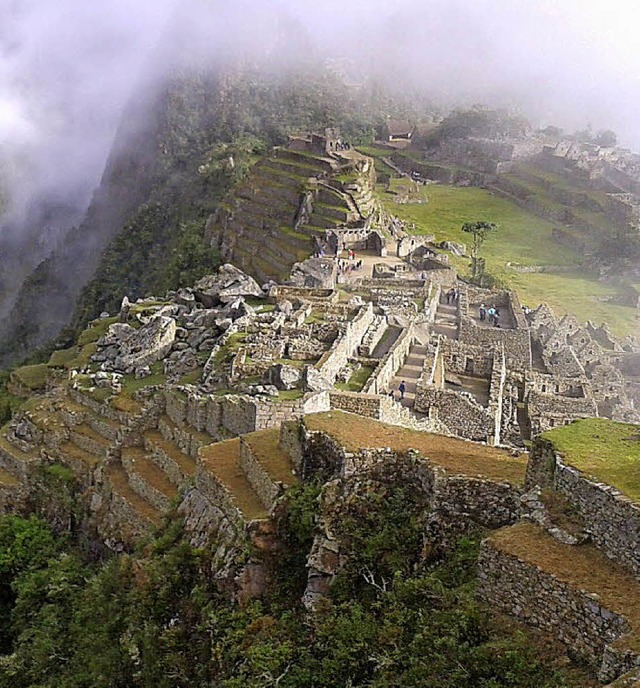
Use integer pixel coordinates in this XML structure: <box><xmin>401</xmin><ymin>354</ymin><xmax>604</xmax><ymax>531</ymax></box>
<box><xmin>1</xmin><ymin>0</ymin><xmax>640</xmax><ymax>258</ymax></box>
<box><xmin>0</xmin><ymin>0</ymin><xmax>174</xmax><ymax>241</ymax></box>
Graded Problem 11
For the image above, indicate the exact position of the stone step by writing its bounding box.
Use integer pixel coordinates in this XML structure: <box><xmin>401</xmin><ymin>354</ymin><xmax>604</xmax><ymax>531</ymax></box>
<box><xmin>438</xmin><ymin>302</ymin><xmax>458</xmax><ymax>312</ymax></box>
<box><xmin>158</xmin><ymin>415</ymin><xmax>214</xmax><ymax>460</ymax></box>
<box><xmin>253</xmin><ymin>166</ymin><xmax>306</xmax><ymax>190</ymax></box>
<box><xmin>432</xmin><ymin>324</ymin><xmax>458</xmax><ymax>339</ymax></box>
<box><xmin>264</xmin><ymin>158</ymin><xmax>322</xmax><ymax>179</ymax></box>
<box><xmin>85</xmin><ymin>412</ymin><xmax>120</xmax><ymax>443</ymax></box>
<box><xmin>0</xmin><ymin>433</ymin><xmax>40</xmax><ymax>480</ymax></box>
<box><xmin>144</xmin><ymin>430</ymin><xmax>196</xmax><ymax>486</ymax></box>
<box><xmin>199</xmin><ymin>439</ymin><xmax>268</xmax><ymax>522</ymax></box>
<box><xmin>239</xmin><ymin>428</ymin><xmax>297</xmax><ymax>512</ymax></box>
<box><xmin>411</xmin><ymin>345</ymin><xmax>429</xmax><ymax>356</ymax></box>
<box><xmin>70</xmin><ymin>424</ymin><xmax>110</xmax><ymax>459</ymax></box>
<box><xmin>57</xmin><ymin>441</ymin><xmax>100</xmax><ymax>483</ymax></box>
<box><xmin>394</xmin><ymin>377</ymin><xmax>418</xmax><ymax>392</ymax></box>
<box><xmin>106</xmin><ymin>464</ymin><xmax>162</xmax><ymax>530</ymax></box>
<box><xmin>122</xmin><ymin>448</ymin><xmax>178</xmax><ymax>512</ymax></box>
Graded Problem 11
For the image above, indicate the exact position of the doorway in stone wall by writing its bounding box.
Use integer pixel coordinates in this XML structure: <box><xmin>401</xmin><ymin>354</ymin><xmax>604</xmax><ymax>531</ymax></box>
<box><xmin>465</xmin><ymin>357</ymin><xmax>474</xmax><ymax>374</ymax></box>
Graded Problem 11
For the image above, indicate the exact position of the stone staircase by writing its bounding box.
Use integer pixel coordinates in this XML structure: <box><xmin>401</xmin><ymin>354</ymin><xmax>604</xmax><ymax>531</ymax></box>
<box><xmin>432</xmin><ymin>296</ymin><xmax>459</xmax><ymax>339</ymax></box>
<box><xmin>391</xmin><ymin>342</ymin><xmax>429</xmax><ymax>409</ymax></box>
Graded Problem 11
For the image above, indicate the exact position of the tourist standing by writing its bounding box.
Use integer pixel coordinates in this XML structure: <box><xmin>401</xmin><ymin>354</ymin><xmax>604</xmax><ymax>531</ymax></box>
<box><xmin>398</xmin><ymin>381</ymin><xmax>406</xmax><ymax>400</ymax></box>
<box><xmin>479</xmin><ymin>303</ymin><xmax>486</xmax><ymax>321</ymax></box>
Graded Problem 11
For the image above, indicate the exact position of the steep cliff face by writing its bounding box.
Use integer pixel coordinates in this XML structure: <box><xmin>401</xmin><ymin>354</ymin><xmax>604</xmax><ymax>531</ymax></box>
<box><xmin>0</xmin><ymin>61</ymin><xmax>398</xmax><ymax>367</ymax></box>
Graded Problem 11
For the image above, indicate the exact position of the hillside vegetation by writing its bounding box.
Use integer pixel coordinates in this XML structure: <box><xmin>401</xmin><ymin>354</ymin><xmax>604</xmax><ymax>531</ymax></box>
<box><xmin>0</xmin><ymin>500</ymin><xmax>594</xmax><ymax>688</ymax></box>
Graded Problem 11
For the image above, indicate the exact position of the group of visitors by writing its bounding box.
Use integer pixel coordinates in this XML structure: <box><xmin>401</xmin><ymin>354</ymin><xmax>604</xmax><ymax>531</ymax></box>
<box><xmin>478</xmin><ymin>303</ymin><xmax>501</xmax><ymax>327</ymax></box>
<box><xmin>338</xmin><ymin>259</ymin><xmax>363</xmax><ymax>274</ymax></box>
<box><xmin>445</xmin><ymin>287</ymin><xmax>460</xmax><ymax>304</ymax></box>
<box><xmin>333</xmin><ymin>140</ymin><xmax>351</xmax><ymax>151</ymax></box>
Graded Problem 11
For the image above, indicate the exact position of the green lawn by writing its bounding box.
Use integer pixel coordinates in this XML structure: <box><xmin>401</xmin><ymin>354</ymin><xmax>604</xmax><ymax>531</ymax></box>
<box><xmin>379</xmin><ymin>183</ymin><xmax>638</xmax><ymax>337</ymax></box>
<box><xmin>544</xmin><ymin>418</ymin><xmax>640</xmax><ymax>501</ymax></box>
<box><xmin>336</xmin><ymin>365</ymin><xmax>375</xmax><ymax>393</ymax></box>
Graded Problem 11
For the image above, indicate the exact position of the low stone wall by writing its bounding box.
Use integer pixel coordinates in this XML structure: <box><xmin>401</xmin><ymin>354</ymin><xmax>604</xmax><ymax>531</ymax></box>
<box><xmin>459</xmin><ymin>315</ymin><xmax>532</xmax><ymax>369</ymax></box>
<box><xmin>239</xmin><ymin>439</ymin><xmax>280</xmax><ymax>512</ymax></box>
<box><xmin>359</xmin><ymin>315</ymin><xmax>387</xmax><ymax>357</ymax></box>
<box><xmin>526</xmin><ymin>438</ymin><xmax>640</xmax><ymax>578</ymax></box>
<box><xmin>362</xmin><ymin>324</ymin><xmax>415</xmax><ymax>395</ymax></box>
<box><xmin>254</xmin><ymin>392</ymin><xmax>330</xmax><ymax>431</ymax></box>
<box><xmin>329</xmin><ymin>391</ymin><xmax>384</xmax><ymax>418</ymax></box>
<box><xmin>269</xmin><ymin>286</ymin><xmax>338</xmax><ymax>303</ymax></box>
<box><xmin>424</xmin><ymin>283</ymin><xmax>441</xmax><ymax>323</ymax></box>
<box><xmin>415</xmin><ymin>385</ymin><xmax>495</xmax><ymax>443</ymax></box>
<box><xmin>477</xmin><ymin>536</ymin><xmax>636</xmax><ymax>682</ymax></box>
<box><xmin>315</xmin><ymin>303</ymin><xmax>374</xmax><ymax>384</ymax></box>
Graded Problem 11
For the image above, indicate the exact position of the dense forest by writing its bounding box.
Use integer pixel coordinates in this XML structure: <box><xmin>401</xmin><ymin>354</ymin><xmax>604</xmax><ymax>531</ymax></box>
<box><xmin>0</xmin><ymin>479</ymin><xmax>590</xmax><ymax>688</ymax></box>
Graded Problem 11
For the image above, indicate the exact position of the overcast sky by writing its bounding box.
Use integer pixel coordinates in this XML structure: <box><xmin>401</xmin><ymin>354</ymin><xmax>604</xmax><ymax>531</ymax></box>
<box><xmin>1</xmin><ymin>0</ymin><xmax>639</xmax><ymax>245</ymax></box>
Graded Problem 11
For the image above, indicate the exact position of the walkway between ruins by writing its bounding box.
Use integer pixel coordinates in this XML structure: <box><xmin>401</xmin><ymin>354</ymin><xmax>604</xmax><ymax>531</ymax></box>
<box><xmin>391</xmin><ymin>342</ymin><xmax>429</xmax><ymax>409</ymax></box>
<box><xmin>336</xmin><ymin>245</ymin><xmax>406</xmax><ymax>283</ymax></box>
<box><xmin>432</xmin><ymin>294</ymin><xmax>459</xmax><ymax>339</ymax></box>
<box><xmin>371</xmin><ymin>325</ymin><xmax>402</xmax><ymax>359</ymax></box>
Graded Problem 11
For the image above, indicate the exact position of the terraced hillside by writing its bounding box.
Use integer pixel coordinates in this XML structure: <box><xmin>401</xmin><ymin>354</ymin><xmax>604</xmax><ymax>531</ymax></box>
<box><xmin>494</xmin><ymin>161</ymin><xmax>626</xmax><ymax>251</ymax></box>
<box><xmin>210</xmin><ymin>147</ymin><xmax>378</xmax><ymax>283</ymax></box>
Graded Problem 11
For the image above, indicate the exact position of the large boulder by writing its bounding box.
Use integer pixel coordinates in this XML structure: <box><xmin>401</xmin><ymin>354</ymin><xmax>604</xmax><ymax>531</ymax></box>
<box><xmin>194</xmin><ymin>264</ymin><xmax>262</xmax><ymax>307</ymax></box>
<box><xmin>268</xmin><ymin>363</ymin><xmax>301</xmax><ymax>391</ymax></box>
<box><xmin>100</xmin><ymin>316</ymin><xmax>177</xmax><ymax>373</ymax></box>
<box><xmin>302</xmin><ymin>366</ymin><xmax>332</xmax><ymax>393</ymax></box>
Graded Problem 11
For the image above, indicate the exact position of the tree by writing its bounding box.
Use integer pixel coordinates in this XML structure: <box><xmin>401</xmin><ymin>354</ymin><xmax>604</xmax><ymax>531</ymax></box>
<box><xmin>461</xmin><ymin>221</ymin><xmax>497</xmax><ymax>283</ymax></box>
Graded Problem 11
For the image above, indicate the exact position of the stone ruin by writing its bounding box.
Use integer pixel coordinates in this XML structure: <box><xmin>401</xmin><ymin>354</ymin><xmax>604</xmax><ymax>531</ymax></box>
<box><xmin>0</xmin><ymin>245</ymin><xmax>638</xmax><ymax>684</ymax></box>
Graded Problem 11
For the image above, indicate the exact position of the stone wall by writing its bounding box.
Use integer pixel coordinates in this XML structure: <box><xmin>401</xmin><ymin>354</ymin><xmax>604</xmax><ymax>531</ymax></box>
<box><xmin>329</xmin><ymin>391</ymin><xmax>384</xmax><ymax>418</ymax></box>
<box><xmin>527</xmin><ymin>390</ymin><xmax>598</xmax><ymax>434</ymax></box>
<box><xmin>440</xmin><ymin>338</ymin><xmax>494</xmax><ymax>378</ymax></box>
<box><xmin>362</xmin><ymin>324</ymin><xmax>415</xmax><ymax>395</ymax></box>
<box><xmin>304</xmin><ymin>444</ymin><xmax>520</xmax><ymax>606</ymax></box>
<box><xmin>315</xmin><ymin>303</ymin><xmax>374</xmax><ymax>384</ymax></box>
<box><xmin>414</xmin><ymin>384</ymin><xmax>495</xmax><ymax>443</ymax></box>
<box><xmin>269</xmin><ymin>286</ymin><xmax>338</xmax><ymax>303</ymax></box>
<box><xmin>166</xmin><ymin>388</ymin><xmax>329</xmax><ymax>439</ymax></box>
<box><xmin>477</xmin><ymin>536</ymin><xmax>636</xmax><ymax>682</ymax></box>
<box><xmin>526</xmin><ymin>438</ymin><xmax>640</xmax><ymax>579</ymax></box>
<box><xmin>459</xmin><ymin>315</ymin><xmax>531</xmax><ymax>369</ymax></box>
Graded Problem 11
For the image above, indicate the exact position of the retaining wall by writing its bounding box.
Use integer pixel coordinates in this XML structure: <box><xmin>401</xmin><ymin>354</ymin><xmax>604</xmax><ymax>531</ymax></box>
<box><xmin>526</xmin><ymin>438</ymin><xmax>640</xmax><ymax>579</ymax></box>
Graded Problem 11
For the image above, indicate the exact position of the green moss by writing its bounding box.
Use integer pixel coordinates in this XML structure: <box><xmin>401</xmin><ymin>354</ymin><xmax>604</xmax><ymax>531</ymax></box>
<box><xmin>88</xmin><ymin>388</ymin><xmax>112</xmax><ymax>403</ymax></box>
<box><xmin>77</xmin><ymin>317</ymin><xmax>119</xmax><ymax>346</ymax></box>
<box><xmin>120</xmin><ymin>362</ymin><xmax>167</xmax><ymax>394</ymax></box>
<box><xmin>336</xmin><ymin>365</ymin><xmax>375</xmax><ymax>393</ymax></box>
<box><xmin>276</xmin><ymin>389</ymin><xmax>305</xmax><ymax>402</ymax></box>
<box><xmin>11</xmin><ymin>364</ymin><xmax>49</xmax><ymax>391</ymax></box>
<box><xmin>47</xmin><ymin>348</ymin><xmax>79</xmax><ymax>368</ymax></box>
<box><xmin>544</xmin><ymin>418</ymin><xmax>640</xmax><ymax>501</ymax></box>
<box><xmin>178</xmin><ymin>368</ymin><xmax>203</xmax><ymax>386</ymax></box>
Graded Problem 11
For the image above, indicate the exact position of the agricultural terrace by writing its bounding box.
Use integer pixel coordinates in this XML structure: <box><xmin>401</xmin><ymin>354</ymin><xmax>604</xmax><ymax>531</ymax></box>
<box><xmin>304</xmin><ymin>411</ymin><xmax>527</xmax><ymax>484</ymax></box>
<box><xmin>544</xmin><ymin>418</ymin><xmax>640</xmax><ymax>502</ymax></box>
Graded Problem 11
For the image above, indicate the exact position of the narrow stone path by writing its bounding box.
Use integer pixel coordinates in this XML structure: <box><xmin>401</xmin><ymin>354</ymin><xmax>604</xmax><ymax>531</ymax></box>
<box><xmin>371</xmin><ymin>325</ymin><xmax>402</xmax><ymax>359</ymax></box>
<box><xmin>432</xmin><ymin>295</ymin><xmax>459</xmax><ymax>339</ymax></box>
<box><xmin>391</xmin><ymin>343</ymin><xmax>429</xmax><ymax>408</ymax></box>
